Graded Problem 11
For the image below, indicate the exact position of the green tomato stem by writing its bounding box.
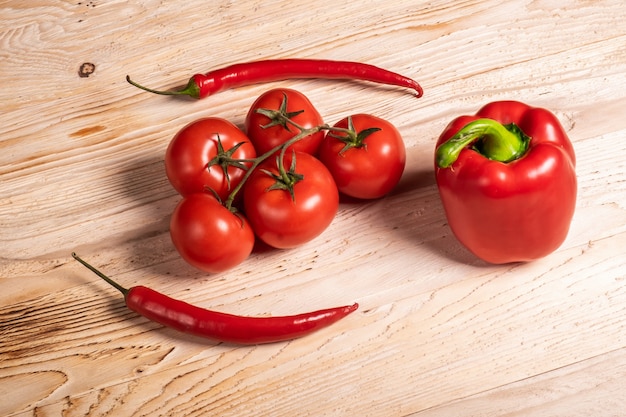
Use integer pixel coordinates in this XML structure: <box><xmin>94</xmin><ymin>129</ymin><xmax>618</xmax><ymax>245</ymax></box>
<box><xmin>223</xmin><ymin>124</ymin><xmax>326</xmax><ymax>210</ymax></box>
<box><xmin>255</xmin><ymin>92</ymin><xmax>305</xmax><ymax>131</ymax></box>
<box><xmin>221</xmin><ymin>97</ymin><xmax>365</xmax><ymax>210</ymax></box>
<box><xmin>435</xmin><ymin>118</ymin><xmax>531</xmax><ymax>168</ymax></box>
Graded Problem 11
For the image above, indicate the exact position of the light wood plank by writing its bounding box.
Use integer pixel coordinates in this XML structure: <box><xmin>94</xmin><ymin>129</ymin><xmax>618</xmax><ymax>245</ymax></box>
<box><xmin>2</xmin><ymin>1</ymin><xmax>626</xmax><ymax>416</ymax></box>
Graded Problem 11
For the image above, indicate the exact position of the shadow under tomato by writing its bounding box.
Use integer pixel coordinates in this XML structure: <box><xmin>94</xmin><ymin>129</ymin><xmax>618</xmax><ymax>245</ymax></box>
<box><xmin>112</xmin><ymin>154</ymin><xmax>208</xmax><ymax>278</ymax></box>
<box><xmin>370</xmin><ymin>167</ymin><xmax>485</xmax><ymax>266</ymax></box>
<box><xmin>250</xmin><ymin>238</ymin><xmax>275</xmax><ymax>255</ymax></box>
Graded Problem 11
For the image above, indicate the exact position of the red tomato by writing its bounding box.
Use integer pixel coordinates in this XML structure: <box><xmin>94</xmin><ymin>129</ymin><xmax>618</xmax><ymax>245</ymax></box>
<box><xmin>245</xmin><ymin>88</ymin><xmax>324</xmax><ymax>155</ymax></box>
<box><xmin>243</xmin><ymin>152</ymin><xmax>338</xmax><ymax>249</ymax></box>
<box><xmin>165</xmin><ymin>117</ymin><xmax>256</xmax><ymax>200</ymax></box>
<box><xmin>318</xmin><ymin>114</ymin><xmax>406</xmax><ymax>199</ymax></box>
<box><xmin>170</xmin><ymin>193</ymin><xmax>255</xmax><ymax>273</ymax></box>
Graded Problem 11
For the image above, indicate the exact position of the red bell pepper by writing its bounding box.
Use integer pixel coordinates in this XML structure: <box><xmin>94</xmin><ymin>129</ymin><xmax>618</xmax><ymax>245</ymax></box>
<box><xmin>434</xmin><ymin>101</ymin><xmax>577</xmax><ymax>264</ymax></box>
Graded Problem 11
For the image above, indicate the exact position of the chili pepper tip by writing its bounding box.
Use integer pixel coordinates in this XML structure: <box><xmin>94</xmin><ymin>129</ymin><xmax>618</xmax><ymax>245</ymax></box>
<box><xmin>413</xmin><ymin>83</ymin><xmax>424</xmax><ymax>98</ymax></box>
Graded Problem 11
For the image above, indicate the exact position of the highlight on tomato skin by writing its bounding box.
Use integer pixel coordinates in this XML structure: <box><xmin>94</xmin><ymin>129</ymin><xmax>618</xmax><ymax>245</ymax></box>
<box><xmin>318</xmin><ymin>114</ymin><xmax>406</xmax><ymax>200</ymax></box>
<box><xmin>245</xmin><ymin>88</ymin><xmax>325</xmax><ymax>156</ymax></box>
<box><xmin>242</xmin><ymin>151</ymin><xmax>339</xmax><ymax>249</ymax></box>
<box><xmin>169</xmin><ymin>192</ymin><xmax>255</xmax><ymax>273</ymax></box>
<box><xmin>164</xmin><ymin>117</ymin><xmax>256</xmax><ymax>200</ymax></box>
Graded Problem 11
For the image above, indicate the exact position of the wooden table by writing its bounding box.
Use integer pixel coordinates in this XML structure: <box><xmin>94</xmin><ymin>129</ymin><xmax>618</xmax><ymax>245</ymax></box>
<box><xmin>2</xmin><ymin>1</ymin><xmax>625</xmax><ymax>415</ymax></box>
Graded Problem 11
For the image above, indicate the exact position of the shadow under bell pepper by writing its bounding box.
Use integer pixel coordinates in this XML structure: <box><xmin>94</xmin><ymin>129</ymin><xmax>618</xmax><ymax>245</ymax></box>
<box><xmin>434</xmin><ymin>101</ymin><xmax>577</xmax><ymax>264</ymax></box>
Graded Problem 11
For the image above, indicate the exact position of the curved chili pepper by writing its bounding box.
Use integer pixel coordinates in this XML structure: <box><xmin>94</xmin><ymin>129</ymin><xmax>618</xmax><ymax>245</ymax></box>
<box><xmin>126</xmin><ymin>58</ymin><xmax>423</xmax><ymax>98</ymax></box>
<box><xmin>72</xmin><ymin>253</ymin><xmax>358</xmax><ymax>344</ymax></box>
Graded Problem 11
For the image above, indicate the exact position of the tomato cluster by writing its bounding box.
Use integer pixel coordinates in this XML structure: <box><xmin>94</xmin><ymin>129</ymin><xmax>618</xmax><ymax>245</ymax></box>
<box><xmin>165</xmin><ymin>88</ymin><xmax>406</xmax><ymax>273</ymax></box>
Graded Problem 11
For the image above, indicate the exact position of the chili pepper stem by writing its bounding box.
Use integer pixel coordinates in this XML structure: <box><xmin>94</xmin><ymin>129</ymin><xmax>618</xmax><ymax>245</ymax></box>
<box><xmin>435</xmin><ymin>118</ymin><xmax>531</xmax><ymax>168</ymax></box>
<box><xmin>72</xmin><ymin>252</ymin><xmax>129</xmax><ymax>297</ymax></box>
<box><xmin>126</xmin><ymin>75</ymin><xmax>201</xmax><ymax>98</ymax></box>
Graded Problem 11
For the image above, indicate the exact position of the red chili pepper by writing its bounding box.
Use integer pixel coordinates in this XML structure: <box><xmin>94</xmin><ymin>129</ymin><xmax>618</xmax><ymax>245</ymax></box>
<box><xmin>72</xmin><ymin>253</ymin><xmax>358</xmax><ymax>344</ymax></box>
<box><xmin>434</xmin><ymin>101</ymin><xmax>577</xmax><ymax>264</ymax></box>
<box><xmin>126</xmin><ymin>58</ymin><xmax>423</xmax><ymax>98</ymax></box>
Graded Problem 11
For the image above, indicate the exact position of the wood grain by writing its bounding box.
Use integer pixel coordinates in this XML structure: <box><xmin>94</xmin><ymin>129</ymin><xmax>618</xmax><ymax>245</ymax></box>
<box><xmin>1</xmin><ymin>0</ymin><xmax>626</xmax><ymax>416</ymax></box>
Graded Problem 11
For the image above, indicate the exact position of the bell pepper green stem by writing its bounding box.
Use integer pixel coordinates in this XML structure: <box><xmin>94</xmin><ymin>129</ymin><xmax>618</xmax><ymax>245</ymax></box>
<box><xmin>436</xmin><ymin>118</ymin><xmax>531</xmax><ymax>168</ymax></box>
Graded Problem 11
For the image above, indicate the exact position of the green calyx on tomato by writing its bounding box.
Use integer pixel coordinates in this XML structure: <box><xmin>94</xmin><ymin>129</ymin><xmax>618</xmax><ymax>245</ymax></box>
<box><xmin>327</xmin><ymin>116</ymin><xmax>381</xmax><ymax>155</ymax></box>
<box><xmin>243</xmin><ymin>151</ymin><xmax>339</xmax><ymax>249</ymax></box>
<box><xmin>165</xmin><ymin>117</ymin><xmax>257</xmax><ymax>201</ymax></box>
<box><xmin>435</xmin><ymin>118</ymin><xmax>531</xmax><ymax>168</ymax></box>
<box><xmin>318</xmin><ymin>114</ymin><xmax>406</xmax><ymax>200</ymax></box>
<box><xmin>222</xmin><ymin>124</ymin><xmax>324</xmax><ymax>210</ymax></box>
<box><xmin>254</xmin><ymin>92</ymin><xmax>305</xmax><ymax>132</ymax></box>
<box><xmin>260</xmin><ymin>152</ymin><xmax>305</xmax><ymax>202</ymax></box>
<box><xmin>245</xmin><ymin>88</ymin><xmax>326</xmax><ymax>155</ymax></box>
<box><xmin>206</xmin><ymin>135</ymin><xmax>252</xmax><ymax>192</ymax></box>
